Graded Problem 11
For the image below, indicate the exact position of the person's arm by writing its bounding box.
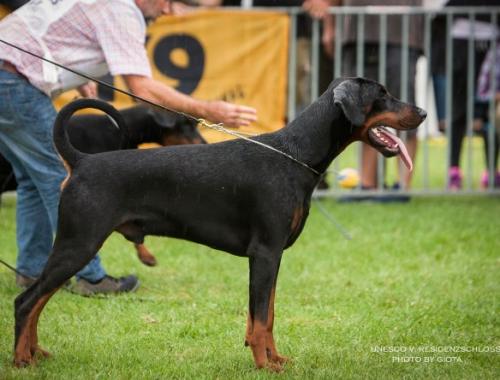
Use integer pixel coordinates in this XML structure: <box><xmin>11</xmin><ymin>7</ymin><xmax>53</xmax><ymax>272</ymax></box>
<box><xmin>123</xmin><ymin>74</ymin><xmax>257</xmax><ymax>128</ymax></box>
<box><xmin>322</xmin><ymin>14</ymin><xmax>335</xmax><ymax>58</ymax></box>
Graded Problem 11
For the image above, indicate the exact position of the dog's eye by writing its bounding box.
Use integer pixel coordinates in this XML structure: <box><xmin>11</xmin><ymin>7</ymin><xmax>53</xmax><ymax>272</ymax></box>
<box><xmin>371</xmin><ymin>99</ymin><xmax>386</xmax><ymax>113</ymax></box>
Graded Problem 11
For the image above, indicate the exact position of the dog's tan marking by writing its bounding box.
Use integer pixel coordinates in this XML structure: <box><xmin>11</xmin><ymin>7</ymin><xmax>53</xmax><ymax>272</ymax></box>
<box><xmin>265</xmin><ymin>287</ymin><xmax>288</xmax><ymax>365</ymax></box>
<box><xmin>245</xmin><ymin>289</ymin><xmax>285</xmax><ymax>372</ymax></box>
<box><xmin>161</xmin><ymin>135</ymin><xmax>193</xmax><ymax>146</ymax></box>
<box><xmin>60</xmin><ymin>159</ymin><xmax>72</xmax><ymax>190</ymax></box>
<box><xmin>14</xmin><ymin>289</ymin><xmax>58</xmax><ymax>367</ymax></box>
<box><xmin>135</xmin><ymin>243</ymin><xmax>157</xmax><ymax>266</ymax></box>
<box><xmin>247</xmin><ymin>320</ymin><xmax>271</xmax><ymax>369</ymax></box>
<box><xmin>363</xmin><ymin>111</ymin><xmax>401</xmax><ymax>131</ymax></box>
<box><xmin>291</xmin><ymin>207</ymin><xmax>304</xmax><ymax>234</ymax></box>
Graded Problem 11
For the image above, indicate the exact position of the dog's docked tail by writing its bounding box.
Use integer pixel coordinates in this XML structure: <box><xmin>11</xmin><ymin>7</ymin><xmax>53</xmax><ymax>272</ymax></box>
<box><xmin>53</xmin><ymin>98</ymin><xmax>127</xmax><ymax>168</ymax></box>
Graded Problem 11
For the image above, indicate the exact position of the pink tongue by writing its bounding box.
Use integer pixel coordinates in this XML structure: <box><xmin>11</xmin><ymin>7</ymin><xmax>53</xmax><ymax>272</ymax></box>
<box><xmin>381</xmin><ymin>130</ymin><xmax>413</xmax><ymax>171</ymax></box>
<box><xmin>392</xmin><ymin>133</ymin><xmax>413</xmax><ymax>171</ymax></box>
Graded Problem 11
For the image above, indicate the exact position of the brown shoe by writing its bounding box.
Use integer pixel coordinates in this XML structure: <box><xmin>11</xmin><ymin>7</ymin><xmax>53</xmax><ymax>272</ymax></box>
<box><xmin>16</xmin><ymin>273</ymin><xmax>72</xmax><ymax>289</ymax></box>
<box><xmin>72</xmin><ymin>275</ymin><xmax>140</xmax><ymax>296</ymax></box>
<box><xmin>15</xmin><ymin>273</ymin><xmax>37</xmax><ymax>289</ymax></box>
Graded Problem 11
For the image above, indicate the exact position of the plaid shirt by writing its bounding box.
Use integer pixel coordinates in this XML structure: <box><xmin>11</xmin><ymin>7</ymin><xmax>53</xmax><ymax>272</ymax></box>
<box><xmin>477</xmin><ymin>44</ymin><xmax>500</xmax><ymax>101</ymax></box>
<box><xmin>0</xmin><ymin>0</ymin><xmax>151</xmax><ymax>96</ymax></box>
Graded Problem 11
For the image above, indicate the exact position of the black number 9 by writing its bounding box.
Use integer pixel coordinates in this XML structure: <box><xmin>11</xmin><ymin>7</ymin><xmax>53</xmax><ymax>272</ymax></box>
<box><xmin>153</xmin><ymin>34</ymin><xmax>205</xmax><ymax>95</ymax></box>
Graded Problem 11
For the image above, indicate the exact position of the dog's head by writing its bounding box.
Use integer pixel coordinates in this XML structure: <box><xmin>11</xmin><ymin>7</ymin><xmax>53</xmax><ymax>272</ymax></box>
<box><xmin>149</xmin><ymin>109</ymin><xmax>207</xmax><ymax>146</ymax></box>
<box><xmin>331</xmin><ymin>77</ymin><xmax>426</xmax><ymax>171</ymax></box>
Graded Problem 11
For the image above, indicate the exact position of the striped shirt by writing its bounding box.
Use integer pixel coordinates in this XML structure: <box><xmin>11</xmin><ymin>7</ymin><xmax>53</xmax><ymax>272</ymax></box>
<box><xmin>0</xmin><ymin>0</ymin><xmax>151</xmax><ymax>96</ymax></box>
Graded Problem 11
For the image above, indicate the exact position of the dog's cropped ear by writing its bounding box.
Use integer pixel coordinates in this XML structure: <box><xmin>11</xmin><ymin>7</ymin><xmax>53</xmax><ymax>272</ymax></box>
<box><xmin>149</xmin><ymin>108</ymin><xmax>178</xmax><ymax>129</ymax></box>
<box><xmin>333</xmin><ymin>79</ymin><xmax>366</xmax><ymax>127</ymax></box>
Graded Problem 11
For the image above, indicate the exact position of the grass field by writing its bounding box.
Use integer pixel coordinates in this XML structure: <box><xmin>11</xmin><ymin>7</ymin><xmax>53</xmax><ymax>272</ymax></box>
<box><xmin>0</xmin><ymin>191</ymin><xmax>499</xmax><ymax>379</ymax></box>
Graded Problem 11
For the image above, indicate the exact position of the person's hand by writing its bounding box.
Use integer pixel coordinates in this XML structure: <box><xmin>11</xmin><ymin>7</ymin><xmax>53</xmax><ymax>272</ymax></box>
<box><xmin>302</xmin><ymin>0</ymin><xmax>331</xmax><ymax>19</ymax></box>
<box><xmin>170</xmin><ymin>1</ymin><xmax>195</xmax><ymax>16</ymax></box>
<box><xmin>205</xmin><ymin>100</ymin><xmax>257</xmax><ymax>128</ymax></box>
<box><xmin>163</xmin><ymin>1</ymin><xmax>195</xmax><ymax>16</ymax></box>
<box><xmin>77</xmin><ymin>82</ymin><xmax>97</xmax><ymax>98</ymax></box>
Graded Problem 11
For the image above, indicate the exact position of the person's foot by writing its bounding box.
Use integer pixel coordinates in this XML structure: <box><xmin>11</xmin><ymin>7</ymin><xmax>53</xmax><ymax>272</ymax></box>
<box><xmin>480</xmin><ymin>170</ymin><xmax>500</xmax><ymax>189</ymax></box>
<box><xmin>448</xmin><ymin>166</ymin><xmax>462</xmax><ymax>190</ymax></box>
<box><xmin>72</xmin><ymin>275</ymin><xmax>140</xmax><ymax>296</ymax></box>
<box><xmin>16</xmin><ymin>273</ymin><xmax>72</xmax><ymax>289</ymax></box>
<box><xmin>15</xmin><ymin>273</ymin><xmax>37</xmax><ymax>289</ymax></box>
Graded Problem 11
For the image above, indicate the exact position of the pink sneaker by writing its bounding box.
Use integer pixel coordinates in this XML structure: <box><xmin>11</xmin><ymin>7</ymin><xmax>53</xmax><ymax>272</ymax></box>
<box><xmin>480</xmin><ymin>170</ymin><xmax>500</xmax><ymax>189</ymax></box>
<box><xmin>448</xmin><ymin>166</ymin><xmax>462</xmax><ymax>190</ymax></box>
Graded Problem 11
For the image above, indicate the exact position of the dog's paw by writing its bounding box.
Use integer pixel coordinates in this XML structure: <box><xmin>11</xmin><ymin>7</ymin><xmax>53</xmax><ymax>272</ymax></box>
<box><xmin>269</xmin><ymin>353</ymin><xmax>289</xmax><ymax>365</ymax></box>
<box><xmin>265</xmin><ymin>360</ymin><xmax>284</xmax><ymax>372</ymax></box>
<box><xmin>32</xmin><ymin>346</ymin><xmax>51</xmax><ymax>359</ymax></box>
<box><xmin>139</xmin><ymin>256</ymin><xmax>157</xmax><ymax>267</ymax></box>
<box><xmin>13</xmin><ymin>355</ymin><xmax>34</xmax><ymax>368</ymax></box>
<box><xmin>137</xmin><ymin>250</ymin><xmax>158</xmax><ymax>267</ymax></box>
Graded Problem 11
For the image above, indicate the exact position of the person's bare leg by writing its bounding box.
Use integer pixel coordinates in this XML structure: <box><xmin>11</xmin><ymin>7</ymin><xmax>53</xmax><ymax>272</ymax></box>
<box><xmin>398</xmin><ymin>135</ymin><xmax>417</xmax><ymax>190</ymax></box>
<box><xmin>361</xmin><ymin>144</ymin><xmax>378</xmax><ymax>188</ymax></box>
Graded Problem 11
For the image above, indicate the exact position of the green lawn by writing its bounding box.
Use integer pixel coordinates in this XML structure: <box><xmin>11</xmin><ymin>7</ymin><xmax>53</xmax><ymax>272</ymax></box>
<box><xmin>0</xmin><ymin>192</ymin><xmax>499</xmax><ymax>379</ymax></box>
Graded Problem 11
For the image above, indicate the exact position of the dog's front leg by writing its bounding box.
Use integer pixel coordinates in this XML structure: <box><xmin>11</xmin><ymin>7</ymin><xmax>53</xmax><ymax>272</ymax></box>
<box><xmin>245</xmin><ymin>251</ymin><xmax>283</xmax><ymax>371</ymax></box>
<box><xmin>265</xmin><ymin>281</ymin><xmax>289</xmax><ymax>365</ymax></box>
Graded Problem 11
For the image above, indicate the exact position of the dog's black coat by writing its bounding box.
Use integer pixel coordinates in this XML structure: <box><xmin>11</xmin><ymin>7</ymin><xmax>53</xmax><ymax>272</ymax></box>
<box><xmin>13</xmin><ymin>78</ymin><xmax>426</xmax><ymax>370</ymax></box>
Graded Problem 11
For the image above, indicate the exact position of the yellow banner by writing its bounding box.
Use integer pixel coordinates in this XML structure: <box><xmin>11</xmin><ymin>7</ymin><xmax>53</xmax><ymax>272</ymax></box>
<box><xmin>55</xmin><ymin>10</ymin><xmax>289</xmax><ymax>142</ymax></box>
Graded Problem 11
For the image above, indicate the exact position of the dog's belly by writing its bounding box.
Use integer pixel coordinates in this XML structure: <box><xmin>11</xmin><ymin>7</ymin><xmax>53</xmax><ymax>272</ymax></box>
<box><xmin>135</xmin><ymin>210</ymin><xmax>251</xmax><ymax>257</ymax></box>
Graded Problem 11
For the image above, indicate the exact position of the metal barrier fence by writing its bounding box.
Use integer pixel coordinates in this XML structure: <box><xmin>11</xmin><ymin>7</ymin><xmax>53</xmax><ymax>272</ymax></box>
<box><xmin>262</xmin><ymin>5</ymin><xmax>500</xmax><ymax>197</ymax></box>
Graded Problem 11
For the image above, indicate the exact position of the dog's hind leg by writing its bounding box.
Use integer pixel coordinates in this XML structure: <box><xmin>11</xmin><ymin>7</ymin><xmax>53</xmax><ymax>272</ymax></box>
<box><xmin>14</xmin><ymin>230</ymin><xmax>110</xmax><ymax>367</ymax></box>
<box><xmin>14</xmin><ymin>284</ymin><xmax>58</xmax><ymax>367</ymax></box>
<box><xmin>245</xmin><ymin>242</ymin><xmax>284</xmax><ymax>371</ymax></box>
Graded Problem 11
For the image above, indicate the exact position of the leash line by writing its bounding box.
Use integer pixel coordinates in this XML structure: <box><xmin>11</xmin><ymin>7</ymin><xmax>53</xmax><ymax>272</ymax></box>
<box><xmin>313</xmin><ymin>199</ymin><xmax>352</xmax><ymax>240</ymax></box>
<box><xmin>0</xmin><ymin>37</ymin><xmax>193</xmax><ymax>120</ymax></box>
<box><xmin>198</xmin><ymin>120</ymin><xmax>321</xmax><ymax>175</ymax></box>
<box><xmin>0</xmin><ymin>258</ymin><xmax>36</xmax><ymax>279</ymax></box>
<box><xmin>0</xmin><ymin>38</ymin><xmax>321</xmax><ymax>176</ymax></box>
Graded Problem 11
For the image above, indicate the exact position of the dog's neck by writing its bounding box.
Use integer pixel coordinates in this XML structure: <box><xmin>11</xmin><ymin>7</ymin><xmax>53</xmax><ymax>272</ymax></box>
<box><xmin>278</xmin><ymin>94</ymin><xmax>354</xmax><ymax>174</ymax></box>
<box><xmin>121</xmin><ymin>107</ymin><xmax>163</xmax><ymax>147</ymax></box>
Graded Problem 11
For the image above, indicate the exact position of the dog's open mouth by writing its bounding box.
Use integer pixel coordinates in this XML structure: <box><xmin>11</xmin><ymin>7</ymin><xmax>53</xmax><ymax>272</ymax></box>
<box><xmin>367</xmin><ymin>126</ymin><xmax>413</xmax><ymax>171</ymax></box>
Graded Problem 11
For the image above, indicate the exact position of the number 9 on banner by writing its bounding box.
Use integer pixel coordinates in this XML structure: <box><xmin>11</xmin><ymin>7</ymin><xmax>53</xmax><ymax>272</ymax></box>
<box><xmin>153</xmin><ymin>34</ymin><xmax>205</xmax><ymax>95</ymax></box>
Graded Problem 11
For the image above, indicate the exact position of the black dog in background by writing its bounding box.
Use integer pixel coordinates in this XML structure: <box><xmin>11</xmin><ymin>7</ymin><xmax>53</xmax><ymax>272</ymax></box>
<box><xmin>13</xmin><ymin>78</ymin><xmax>426</xmax><ymax>371</ymax></box>
<box><xmin>0</xmin><ymin>104</ymin><xmax>206</xmax><ymax>265</ymax></box>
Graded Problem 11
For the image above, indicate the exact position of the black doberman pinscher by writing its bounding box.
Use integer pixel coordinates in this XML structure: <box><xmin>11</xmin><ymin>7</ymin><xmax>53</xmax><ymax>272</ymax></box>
<box><xmin>67</xmin><ymin>104</ymin><xmax>205</xmax><ymax>153</ymax></box>
<box><xmin>13</xmin><ymin>78</ymin><xmax>426</xmax><ymax>371</ymax></box>
<box><xmin>0</xmin><ymin>104</ymin><xmax>206</xmax><ymax>265</ymax></box>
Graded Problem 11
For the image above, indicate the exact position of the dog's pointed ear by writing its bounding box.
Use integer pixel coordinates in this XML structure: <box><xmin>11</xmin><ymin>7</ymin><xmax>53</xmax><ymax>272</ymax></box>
<box><xmin>149</xmin><ymin>108</ymin><xmax>177</xmax><ymax>129</ymax></box>
<box><xmin>332</xmin><ymin>79</ymin><xmax>366</xmax><ymax>127</ymax></box>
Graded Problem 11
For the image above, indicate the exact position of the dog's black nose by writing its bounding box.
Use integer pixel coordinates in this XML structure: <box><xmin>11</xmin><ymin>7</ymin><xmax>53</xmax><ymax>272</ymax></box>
<box><xmin>417</xmin><ymin>108</ymin><xmax>427</xmax><ymax>119</ymax></box>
